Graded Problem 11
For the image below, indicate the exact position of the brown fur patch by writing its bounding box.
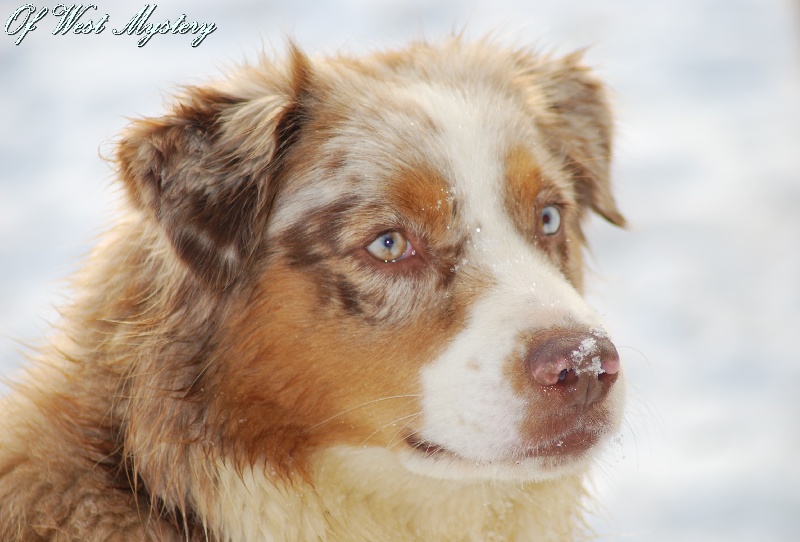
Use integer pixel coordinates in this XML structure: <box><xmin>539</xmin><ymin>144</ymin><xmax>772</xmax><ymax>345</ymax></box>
<box><xmin>503</xmin><ymin>144</ymin><xmax>587</xmax><ymax>288</ymax></box>
<box><xmin>504</xmin><ymin>143</ymin><xmax>544</xmax><ymax>241</ymax></box>
<box><xmin>210</xmin><ymin>259</ymin><xmax>469</xmax><ymax>477</ymax></box>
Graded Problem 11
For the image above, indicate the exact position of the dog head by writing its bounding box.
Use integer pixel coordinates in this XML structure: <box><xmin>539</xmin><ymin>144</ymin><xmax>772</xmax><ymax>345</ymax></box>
<box><xmin>117</xmin><ymin>39</ymin><xmax>625</xmax><ymax>483</ymax></box>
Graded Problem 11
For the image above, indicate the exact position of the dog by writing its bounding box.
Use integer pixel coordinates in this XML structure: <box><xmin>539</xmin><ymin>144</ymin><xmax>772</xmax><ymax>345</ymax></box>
<box><xmin>0</xmin><ymin>38</ymin><xmax>626</xmax><ymax>541</ymax></box>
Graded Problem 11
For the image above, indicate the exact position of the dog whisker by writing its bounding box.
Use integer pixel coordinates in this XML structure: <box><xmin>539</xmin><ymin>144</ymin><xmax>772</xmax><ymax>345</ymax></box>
<box><xmin>305</xmin><ymin>395</ymin><xmax>421</xmax><ymax>432</ymax></box>
<box><xmin>358</xmin><ymin>412</ymin><xmax>422</xmax><ymax>448</ymax></box>
<box><xmin>386</xmin><ymin>412</ymin><xmax>423</xmax><ymax>449</ymax></box>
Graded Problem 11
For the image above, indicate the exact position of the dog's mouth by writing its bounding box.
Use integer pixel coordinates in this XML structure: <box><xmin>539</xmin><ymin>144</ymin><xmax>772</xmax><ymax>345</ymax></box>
<box><xmin>404</xmin><ymin>425</ymin><xmax>602</xmax><ymax>463</ymax></box>
<box><xmin>396</xmin><ymin>410</ymin><xmax>620</xmax><ymax>482</ymax></box>
<box><xmin>404</xmin><ymin>435</ymin><xmax>451</xmax><ymax>458</ymax></box>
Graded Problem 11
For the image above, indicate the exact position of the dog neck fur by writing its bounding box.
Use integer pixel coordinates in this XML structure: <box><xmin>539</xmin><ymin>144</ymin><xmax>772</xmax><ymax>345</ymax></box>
<box><xmin>195</xmin><ymin>447</ymin><xmax>588</xmax><ymax>542</ymax></box>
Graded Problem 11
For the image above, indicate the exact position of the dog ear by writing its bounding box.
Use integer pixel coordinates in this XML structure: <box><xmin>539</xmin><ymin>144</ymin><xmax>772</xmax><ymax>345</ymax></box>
<box><xmin>117</xmin><ymin>47</ymin><xmax>314</xmax><ymax>288</ymax></box>
<box><xmin>527</xmin><ymin>51</ymin><xmax>626</xmax><ymax>227</ymax></box>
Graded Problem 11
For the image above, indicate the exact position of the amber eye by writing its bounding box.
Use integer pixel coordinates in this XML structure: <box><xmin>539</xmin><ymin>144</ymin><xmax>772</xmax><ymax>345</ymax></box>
<box><xmin>366</xmin><ymin>231</ymin><xmax>415</xmax><ymax>262</ymax></box>
<box><xmin>541</xmin><ymin>206</ymin><xmax>561</xmax><ymax>235</ymax></box>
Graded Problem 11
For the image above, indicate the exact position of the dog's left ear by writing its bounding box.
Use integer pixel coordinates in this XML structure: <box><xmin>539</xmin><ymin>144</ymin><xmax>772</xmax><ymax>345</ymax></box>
<box><xmin>526</xmin><ymin>51</ymin><xmax>626</xmax><ymax>227</ymax></box>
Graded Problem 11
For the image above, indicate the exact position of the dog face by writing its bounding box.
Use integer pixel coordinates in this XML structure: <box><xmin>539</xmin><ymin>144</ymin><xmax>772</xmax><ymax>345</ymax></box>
<box><xmin>118</xmin><ymin>40</ymin><xmax>625</xmax><ymax>483</ymax></box>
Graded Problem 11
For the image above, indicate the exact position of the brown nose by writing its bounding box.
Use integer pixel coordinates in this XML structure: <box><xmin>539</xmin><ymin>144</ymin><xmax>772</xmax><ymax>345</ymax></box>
<box><xmin>526</xmin><ymin>328</ymin><xmax>620</xmax><ymax>408</ymax></box>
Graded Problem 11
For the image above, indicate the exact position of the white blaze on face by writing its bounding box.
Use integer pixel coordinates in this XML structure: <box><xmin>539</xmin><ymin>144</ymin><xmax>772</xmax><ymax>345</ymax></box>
<box><xmin>405</xmin><ymin>84</ymin><xmax>605</xmax><ymax>467</ymax></box>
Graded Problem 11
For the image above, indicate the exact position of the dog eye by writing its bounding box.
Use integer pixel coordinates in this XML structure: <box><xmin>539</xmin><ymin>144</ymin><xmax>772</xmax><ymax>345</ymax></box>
<box><xmin>541</xmin><ymin>206</ymin><xmax>561</xmax><ymax>235</ymax></box>
<box><xmin>366</xmin><ymin>231</ymin><xmax>416</xmax><ymax>262</ymax></box>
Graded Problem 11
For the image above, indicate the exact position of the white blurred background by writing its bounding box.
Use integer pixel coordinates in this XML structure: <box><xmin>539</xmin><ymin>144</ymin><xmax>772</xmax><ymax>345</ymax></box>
<box><xmin>1</xmin><ymin>0</ymin><xmax>799</xmax><ymax>539</ymax></box>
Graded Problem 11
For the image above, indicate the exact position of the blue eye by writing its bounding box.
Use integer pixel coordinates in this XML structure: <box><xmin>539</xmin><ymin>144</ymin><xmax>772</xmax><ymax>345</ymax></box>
<box><xmin>541</xmin><ymin>206</ymin><xmax>561</xmax><ymax>235</ymax></box>
<box><xmin>366</xmin><ymin>231</ymin><xmax>415</xmax><ymax>262</ymax></box>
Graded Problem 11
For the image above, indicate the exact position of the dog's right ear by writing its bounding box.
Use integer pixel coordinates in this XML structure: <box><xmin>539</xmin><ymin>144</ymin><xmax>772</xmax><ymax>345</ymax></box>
<box><xmin>117</xmin><ymin>47</ymin><xmax>314</xmax><ymax>288</ymax></box>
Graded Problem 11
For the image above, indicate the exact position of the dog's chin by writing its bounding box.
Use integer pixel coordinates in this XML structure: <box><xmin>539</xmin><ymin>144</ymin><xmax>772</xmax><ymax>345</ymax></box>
<box><xmin>397</xmin><ymin>431</ymin><xmax>605</xmax><ymax>482</ymax></box>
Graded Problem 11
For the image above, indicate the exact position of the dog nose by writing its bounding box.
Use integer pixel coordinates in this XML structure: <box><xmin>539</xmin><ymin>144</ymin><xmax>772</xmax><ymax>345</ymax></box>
<box><xmin>526</xmin><ymin>329</ymin><xmax>620</xmax><ymax>408</ymax></box>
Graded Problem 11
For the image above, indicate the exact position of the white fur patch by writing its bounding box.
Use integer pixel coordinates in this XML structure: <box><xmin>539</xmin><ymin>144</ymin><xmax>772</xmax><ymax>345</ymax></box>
<box><xmin>399</xmin><ymin>83</ymin><xmax>607</xmax><ymax>477</ymax></box>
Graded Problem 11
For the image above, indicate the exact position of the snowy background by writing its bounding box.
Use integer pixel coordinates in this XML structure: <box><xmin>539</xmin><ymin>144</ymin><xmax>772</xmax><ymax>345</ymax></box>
<box><xmin>2</xmin><ymin>0</ymin><xmax>799</xmax><ymax>539</ymax></box>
